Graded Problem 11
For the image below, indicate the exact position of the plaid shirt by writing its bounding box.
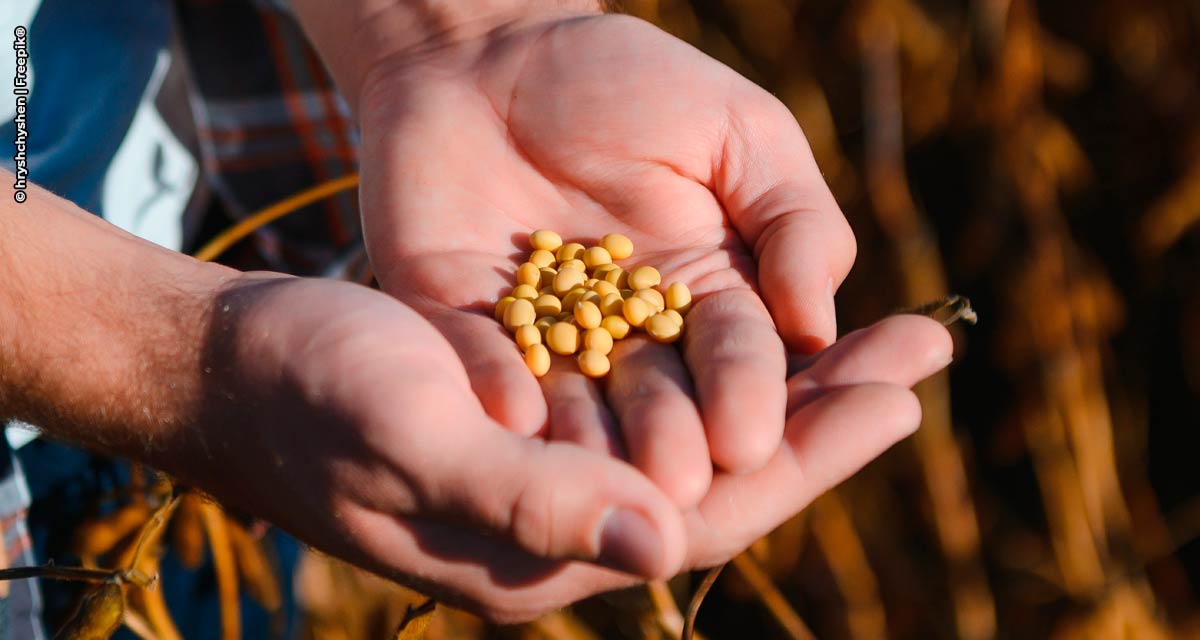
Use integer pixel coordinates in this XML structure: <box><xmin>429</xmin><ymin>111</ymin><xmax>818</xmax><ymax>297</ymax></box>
<box><xmin>1</xmin><ymin>0</ymin><xmax>360</xmax><ymax>635</ymax></box>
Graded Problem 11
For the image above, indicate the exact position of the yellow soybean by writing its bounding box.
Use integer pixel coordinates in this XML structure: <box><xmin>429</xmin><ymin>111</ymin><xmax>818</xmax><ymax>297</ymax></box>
<box><xmin>601</xmin><ymin>315</ymin><xmax>631</xmax><ymax>339</ymax></box>
<box><xmin>515</xmin><ymin>324</ymin><xmax>542</xmax><ymax>350</ymax></box>
<box><xmin>547</xmin><ymin>322</ymin><xmax>580</xmax><ymax>355</ymax></box>
<box><xmin>665</xmin><ymin>282</ymin><xmax>692</xmax><ymax>312</ymax></box>
<box><xmin>561</xmin><ymin>287</ymin><xmax>587</xmax><ymax>310</ymax></box>
<box><xmin>593</xmin><ymin>263</ymin><xmax>620</xmax><ymax>280</ymax></box>
<box><xmin>622</xmin><ymin>297</ymin><xmax>652</xmax><ymax>328</ymax></box>
<box><xmin>539</xmin><ymin>267</ymin><xmax>557</xmax><ymax>288</ymax></box>
<box><xmin>530</xmin><ymin>229</ymin><xmax>563</xmax><ymax>252</ymax></box>
<box><xmin>503</xmin><ymin>298</ymin><xmax>536</xmax><ymax>331</ymax></box>
<box><xmin>577</xmin><ymin>350</ymin><xmax>611</xmax><ymax>378</ymax></box>
<box><xmin>600</xmin><ymin>233</ymin><xmax>634</xmax><ymax>260</ymax></box>
<box><xmin>645</xmin><ymin>313</ymin><xmax>683</xmax><ymax>343</ymax></box>
<box><xmin>634</xmin><ymin>288</ymin><xmax>665</xmax><ymax>312</ymax></box>
<box><xmin>583</xmin><ymin>328</ymin><xmax>614</xmax><ymax>355</ymax></box>
<box><xmin>661</xmin><ymin>309</ymin><xmax>684</xmax><ymax>326</ymax></box>
<box><xmin>512</xmin><ymin>284</ymin><xmax>539</xmax><ymax>300</ymax></box>
<box><xmin>599</xmin><ymin>293</ymin><xmax>625</xmax><ymax>317</ymax></box>
<box><xmin>579</xmin><ymin>290</ymin><xmax>602</xmax><ymax>307</ymax></box>
<box><xmin>556</xmin><ymin>242</ymin><xmax>585</xmax><ymax>262</ymax></box>
<box><xmin>592</xmin><ymin>280</ymin><xmax>619</xmax><ymax>298</ymax></box>
<box><xmin>525</xmin><ymin>344</ymin><xmax>551</xmax><ymax>377</ymax></box>
<box><xmin>603</xmin><ymin>268</ymin><xmax>629</xmax><ymax>288</ymax></box>
<box><xmin>529</xmin><ymin>249</ymin><xmax>556</xmax><ymax>268</ymax></box>
<box><xmin>516</xmin><ymin>262</ymin><xmax>541</xmax><ymax>287</ymax></box>
<box><xmin>534</xmin><ymin>294</ymin><xmax>562</xmax><ymax>317</ymax></box>
<box><xmin>535</xmin><ymin>316</ymin><xmax>555</xmax><ymax>335</ymax></box>
<box><xmin>558</xmin><ymin>258</ymin><xmax>586</xmax><ymax>272</ymax></box>
<box><xmin>574</xmin><ymin>300</ymin><xmax>602</xmax><ymax>329</ymax></box>
<box><xmin>628</xmin><ymin>265</ymin><xmax>661</xmax><ymax>290</ymax></box>
<box><xmin>553</xmin><ymin>268</ymin><xmax>587</xmax><ymax>296</ymax></box>
<box><xmin>495</xmin><ymin>296</ymin><xmax>515</xmax><ymax>322</ymax></box>
<box><xmin>583</xmin><ymin>246</ymin><xmax>613</xmax><ymax>270</ymax></box>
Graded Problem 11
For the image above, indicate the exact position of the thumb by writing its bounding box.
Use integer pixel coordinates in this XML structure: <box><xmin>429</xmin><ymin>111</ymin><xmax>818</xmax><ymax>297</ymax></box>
<box><xmin>400</xmin><ymin>404</ymin><xmax>687</xmax><ymax>578</ymax></box>
<box><xmin>717</xmin><ymin>86</ymin><xmax>857</xmax><ymax>352</ymax></box>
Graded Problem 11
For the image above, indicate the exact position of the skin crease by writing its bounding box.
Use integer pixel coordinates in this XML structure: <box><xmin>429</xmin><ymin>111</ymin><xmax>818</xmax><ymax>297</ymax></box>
<box><xmin>351</xmin><ymin>14</ymin><xmax>858</xmax><ymax>510</ymax></box>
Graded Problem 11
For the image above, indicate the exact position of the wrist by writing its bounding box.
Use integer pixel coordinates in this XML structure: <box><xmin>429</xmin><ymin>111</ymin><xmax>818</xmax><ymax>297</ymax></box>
<box><xmin>292</xmin><ymin>0</ymin><xmax>603</xmax><ymax>114</ymax></box>
<box><xmin>0</xmin><ymin>179</ymin><xmax>240</xmax><ymax>468</ymax></box>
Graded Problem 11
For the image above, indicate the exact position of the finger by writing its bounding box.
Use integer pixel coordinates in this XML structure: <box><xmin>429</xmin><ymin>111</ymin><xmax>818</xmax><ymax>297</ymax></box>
<box><xmin>682</xmin><ymin>288</ymin><xmax>787</xmax><ymax>474</ymax></box>
<box><xmin>328</xmin><ymin>506</ymin><xmax>639</xmax><ymax>623</ymax></box>
<box><xmin>687</xmin><ymin>383</ymin><xmax>921</xmax><ymax>565</ymax></box>
<box><xmin>605</xmin><ymin>335</ymin><xmax>711</xmax><ymax>508</ymax></box>
<box><xmin>788</xmin><ymin>314</ymin><xmax>953</xmax><ymax>408</ymax></box>
<box><xmin>540</xmin><ymin>355</ymin><xmax>624</xmax><ymax>457</ymax></box>
<box><xmin>422</xmin><ymin>307</ymin><xmax>548</xmax><ymax>436</ymax></box>
<box><xmin>375</xmin><ymin>389</ymin><xmax>687</xmax><ymax>579</ymax></box>
<box><xmin>716</xmin><ymin>86</ymin><xmax>856</xmax><ymax>352</ymax></box>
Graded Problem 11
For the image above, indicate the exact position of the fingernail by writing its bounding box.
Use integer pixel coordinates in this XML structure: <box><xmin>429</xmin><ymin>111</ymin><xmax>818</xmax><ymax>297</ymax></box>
<box><xmin>596</xmin><ymin>508</ymin><xmax>664</xmax><ymax>577</ymax></box>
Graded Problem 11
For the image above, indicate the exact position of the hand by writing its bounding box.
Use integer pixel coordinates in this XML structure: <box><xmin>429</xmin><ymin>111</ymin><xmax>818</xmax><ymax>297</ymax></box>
<box><xmin>255</xmin><ymin>312</ymin><xmax>945</xmax><ymax>623</ymax></box>
<box><xmin>173</xmin><ymin>274</ymin><xmax>691</xmax><ymax>617</ymax></box>
<box><xmin>352</xmin><ymin>12</ymin><xmax>856</xmax><ymax>505</ymax></box>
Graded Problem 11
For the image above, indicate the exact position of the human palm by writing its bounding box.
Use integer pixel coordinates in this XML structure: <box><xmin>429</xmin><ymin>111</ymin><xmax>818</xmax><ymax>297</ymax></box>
<box><xmin>358</xmin><ymin>14</ymin><xmax>856</xmax><ymax>503</ymax></box>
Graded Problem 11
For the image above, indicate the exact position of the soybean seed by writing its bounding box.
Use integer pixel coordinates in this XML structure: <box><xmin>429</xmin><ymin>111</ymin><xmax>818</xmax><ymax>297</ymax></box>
<box><xmin>534</xmin><ymin>294</ymin><xmax>562</xmax><ymax>317</ymax></box>
<box><xmin>525</xmin><ymin>343</ymin><xmax>551</xmax><ymax>377</ymax></box>
<box><xmin>634</xmin><ymin>288</ymin><xmax>665</xmax><ymax>312</ymax></box>
<box><xmin>556</xmin><ymin>242</ymin><xmax>585</xmax><ymax>262</ymax></box>
<box><xmin>516</xmin><ymin>262</ymin><xmax>541</xmax><ymax>287</ymax></box>
<box><xmin>547</xmin><ymin>322</ymin><xmax>580</xmax><ymax>355</ymax></box>
<box><xmin>558</xmin><ymin>258</ymin><xmax>586</xmax><ymax>272</ymax></box>
<box><xmin>599</xmin><ymin>292</ymin><xmax>625</xmax><ymax>317</ymax></box>
<box><xmin>530</xmin><ymin>229</ymin><xmax>563</xmax><ymax>252</ymax></box>
<box><xmin>512</xmin><ymin>284</ymin><xmax>539</xmax><ymax>300</ymax></box>
<box><xmin>529</xmin><ymin>249</ymin><xmax>556</xmax><ymax>268</ymax></box>
<box><xmin>622</xmin><ymin>296</ymin><xmax>652</xmax><ymax>328</ymax></box>
<box><xmin>645</xmin><ymin>313</ymin><xmax>682</xmax><ymax>343</ymax></box>
<box><xmin>601</xmin><ymin>315</ymin><xmax>631</xmax><ymax>339</ymax></box>
<box><xmin>583</xmin><ymin>246</ymin><xmax>613</xmax><ymax>270</ymax></box>
<box><xmin>661</xmin><ymin>309</ymin><xmax>684</xmax><ymax>326</ymax></box>
<box><xmin>600</xmin><ymin>233</ymin><xmax>634</xmax><ymax>260</ymax></box>
<box><xmin>628</xmin><ymin>265</ymin><xmax>661</xmax><ymax>290</ymax></box>
<box><xmin>553</xmin><ymin>269</ymin><xmax>587</xmax><ymax>296</ymax></box>
<box><xmin>577</xmin><ymin>350</ymin><xmax>611</xmax><ymax>378</ymax></box>
<box><xmin>574</xmin><ymin>300</ymin><xmax>602</xmax><ymax>329</ymax></box>
<box><xmin>665</xmin><ymin>282</ymin><xmax>691</xmax><ymax>312</ymax></box>
<box><xmin>583</xmin><ymin>328</ymin><xmax>614</xmax><ymax>355</ymax></box>
<box><xmin>495</xmin><ymin>296</ymin><xmax>516</xmax><ymax>322</ymax></box>
<box><xmin>503</xmin><ymin>298</ymin><xmax>536</xmax><ymax>331</ymax></box>
<box><xmin>515</xmin><ymin>324</ymin><xmax>542</xmax><ymax>350</ymax></box>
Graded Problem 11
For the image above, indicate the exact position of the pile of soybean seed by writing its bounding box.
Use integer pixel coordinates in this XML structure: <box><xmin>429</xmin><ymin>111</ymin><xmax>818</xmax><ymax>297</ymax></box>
<box><xmin>495</xmin><ymin>230</ymin><xmax>692</xmax><ymax>379</ymax></box>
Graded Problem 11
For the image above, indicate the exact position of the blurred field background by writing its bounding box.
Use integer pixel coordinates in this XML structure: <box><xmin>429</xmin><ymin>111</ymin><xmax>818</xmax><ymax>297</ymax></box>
<box><xmin>19</xmin><ymin>0</ymin><xmax>1200</xmax><ymax>638</ymax></box>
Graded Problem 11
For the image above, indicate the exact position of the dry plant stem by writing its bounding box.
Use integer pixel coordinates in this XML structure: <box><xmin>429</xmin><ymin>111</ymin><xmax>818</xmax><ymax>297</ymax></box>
<box><xmin>191</xmin><ymin>174</ymin><xmax>361</xmax><ymax>263</ymax></box>
<box><xmin>199</xmin><ymin>502</ymin><xmax>241</xmax><ymax>640</ymax></box>
<box><xmin>0</xmin><ymin>565</ymin><xmax>123</xmax><ymax>584</ymax></box>
<box><xmin>647</xmin><ymin>580</ymin><xmax>687</xmax><ymax>638</ymax></box>
<box><xmin>729</xmin><ymin>553</ymin><xmax>816</xmax><ymax>640</ymax></box>
<box><xmin>682</xmin><ymin>565</ymin><xmax>723</xmax><ymax>640</ymax></box>
<box><xmin>809</xmin><ymin>493</ymin><xmax>885</xmax><ymax>639</ymax></box>
<box><xmin>857</xmin><ymin>3</ymin><xmax>997</xmax><ymax>637</ymax></box>
<box><xmin>392</xmin><ymin>598</ymin><xmax>437</xmax><ymax>640</ymax></box>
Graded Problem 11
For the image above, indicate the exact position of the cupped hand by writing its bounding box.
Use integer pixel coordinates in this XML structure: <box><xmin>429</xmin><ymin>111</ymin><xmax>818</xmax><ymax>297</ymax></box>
<box><xmin>217</xmin><ymin>310</ymin><xmax>945</xmax><ymax>623</ymax></box>
<box><xmin>175</xmin><ymin>274</ymin><xmax>691</xmax><ymax>619</ymax></box>
<box><xmin>355</xmin><ymin>13</ymin><xmax>856</xmax><ymax>504</ymax></box>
